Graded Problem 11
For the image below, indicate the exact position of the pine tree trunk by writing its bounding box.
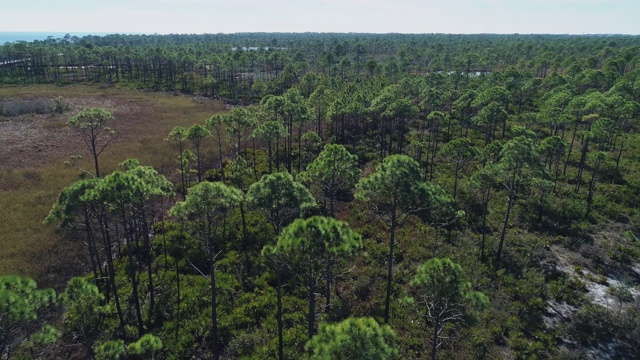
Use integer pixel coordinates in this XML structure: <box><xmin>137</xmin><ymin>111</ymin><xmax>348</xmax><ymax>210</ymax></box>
<box><xmin>563</xmin><ymin>119</ymin><xmax>579</xmax><ymax>175</ymax></box>
<box><xmin>217</xmin><ymin>132</ymin><xmax>225</xmax><ymax>182</ymax></box>
<box><xmin>496</xmin><ymin>191</ymin><xmax>515</xmax><ymax>262</ymax></box>
<box><xmin>123</xmin><ymin>211</ymin><xmax>144</xmax><ymax>338</ymax></box>
<box><xmin>308</xmin><ymin>273</ymin><xmax>316</xmax><ymax>341</ymax></box>
<box><xmin>84</xmin><ymin>208</ymin><xmax>101</xmax><ymax>291</ymax></box>
<box><xmin>480</xmin><ymin>186</ymin><xmax>491</xmax><ymax>263</ymax></box>
<box><xmin>453</xmin><ymin>162</ymin><xmax>461</xmax><ymax>199</ymax></box>
<box><xmin>431</xmin><ymin>319</ymin><xmax>439</xmax><ymax>360</ymax></box>
<box><xmin>99</xmin><ymin>211</ymin><xmax>125</xmax><ymax>328</ymax></box>
<box><xmin>210</xmin><ymin>248</ymin><xmax>219</xmax><ymax>359</ymax></box>
<box><xmin>141</xmin><ymin>206</ymin><xmax>155</xmax><ymax>328</ymax></box>
<box><xmin>575</xmin><ymin>136</ymin><xmax>590</xmax><ymax>194</ymax></box>
<box><xmin>384</xmin><ymin>209</ymin><xmax>397</xmax><ymax>324</ymax></box>
<box><xmin>276</xmin><ymin>263</ymin><xmax>284</xmax><ymax>360</ymax></box>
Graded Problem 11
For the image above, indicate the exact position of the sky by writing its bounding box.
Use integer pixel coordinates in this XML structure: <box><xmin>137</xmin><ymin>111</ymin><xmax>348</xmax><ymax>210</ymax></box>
<box><xmin>1</xmin><ymin>0</ymin><xmax>638</xmax><ymax>35</ymax></box>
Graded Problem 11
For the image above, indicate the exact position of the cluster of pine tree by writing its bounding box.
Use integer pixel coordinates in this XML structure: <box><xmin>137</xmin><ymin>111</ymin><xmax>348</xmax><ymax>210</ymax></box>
<box><xmin>2</xmin><ymin>33</ymin><xmax>640</xmax><ymax>359</ymax></box>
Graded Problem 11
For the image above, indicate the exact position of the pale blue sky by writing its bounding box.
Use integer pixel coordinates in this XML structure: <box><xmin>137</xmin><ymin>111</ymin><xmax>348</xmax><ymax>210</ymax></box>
<box><xmin>1</xmin><ymin>0</ymin><xmax>638</xmax><ymax>34</ymax></box>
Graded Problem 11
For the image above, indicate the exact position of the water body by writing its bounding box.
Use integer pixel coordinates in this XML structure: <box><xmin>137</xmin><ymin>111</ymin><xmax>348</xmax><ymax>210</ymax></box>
<box><xmin>0</xmin><ymin>32</ymin><xmax>109</xmax><ymax>44</ymax></box>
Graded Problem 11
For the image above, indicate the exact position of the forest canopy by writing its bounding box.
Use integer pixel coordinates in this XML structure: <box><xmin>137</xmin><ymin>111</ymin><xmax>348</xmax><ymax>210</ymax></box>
<box><xmin>2</xmin><ymin>32</ymin><xmax>640</xmax><ymax>359</ymax></box>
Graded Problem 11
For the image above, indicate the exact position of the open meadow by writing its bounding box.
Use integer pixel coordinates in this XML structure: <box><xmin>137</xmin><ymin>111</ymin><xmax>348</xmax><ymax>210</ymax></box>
<box><xmin>0</xmin><ymin>84</ymin><xmax>225</xmax><ymax>288</ymax></box>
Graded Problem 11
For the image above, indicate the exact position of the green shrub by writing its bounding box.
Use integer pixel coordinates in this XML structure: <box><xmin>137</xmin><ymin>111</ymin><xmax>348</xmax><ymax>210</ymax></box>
<box><xmin>52</xmin><ymin>96</ymin><xmax>70</xmax><ymax>114</ymax></box>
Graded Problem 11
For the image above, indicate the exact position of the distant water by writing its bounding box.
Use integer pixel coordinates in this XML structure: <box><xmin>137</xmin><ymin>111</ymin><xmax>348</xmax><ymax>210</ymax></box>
<box><xmin>0</xmin><ymin>32</ymin><xmax>110</xmax><ymax>44</ymax></box>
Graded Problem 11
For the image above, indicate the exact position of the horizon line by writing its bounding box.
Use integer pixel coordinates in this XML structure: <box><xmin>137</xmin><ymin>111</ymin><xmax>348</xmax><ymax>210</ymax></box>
<box><xmin>2</xmin><ymin>31</ymin><xmax>639</xmax><ymax>36</ymax></box>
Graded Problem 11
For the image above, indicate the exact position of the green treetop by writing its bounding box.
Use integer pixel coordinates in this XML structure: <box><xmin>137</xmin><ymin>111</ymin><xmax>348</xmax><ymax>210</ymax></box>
<box><xmin>306</xmin><ymin>317</ymin><xmax>398</xmax><ymax>360</ymax></box>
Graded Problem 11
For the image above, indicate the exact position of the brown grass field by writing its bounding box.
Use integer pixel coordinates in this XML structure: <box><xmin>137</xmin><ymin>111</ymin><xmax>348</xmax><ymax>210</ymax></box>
<box><xmin>0</xmin><ymin>84</ymin><xmax>225</xmax><ymax>289</ymax></box>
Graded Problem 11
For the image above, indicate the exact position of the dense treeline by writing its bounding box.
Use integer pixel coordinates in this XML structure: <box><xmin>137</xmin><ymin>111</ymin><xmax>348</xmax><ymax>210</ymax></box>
<box><xmin>3</xmin><ymin>33</ymin><xmax>640</xmax><ymax>359</ymax></box>
<box><xmin>1</xmin><ymin>33</ymin><xmax>639</xmax><ymax>99</ymax></box>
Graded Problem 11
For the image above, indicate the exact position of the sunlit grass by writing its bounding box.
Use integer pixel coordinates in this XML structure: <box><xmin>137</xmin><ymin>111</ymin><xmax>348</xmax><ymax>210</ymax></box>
<box><xmin>0</xmin><ymin>165</ymin><xmax>75</xmax><ymax>277</ymax></box>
